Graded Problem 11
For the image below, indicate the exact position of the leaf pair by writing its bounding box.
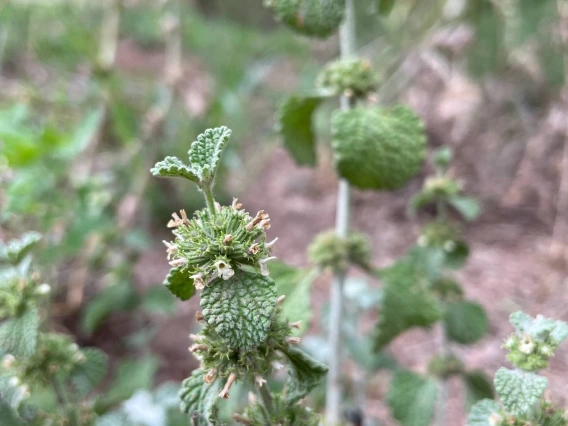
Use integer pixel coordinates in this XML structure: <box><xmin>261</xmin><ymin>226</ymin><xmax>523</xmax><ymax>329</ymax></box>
<box><xmin>151</xmin><ymin>126</ymin><xmax>231</xmax><ymax>190</ymax></box>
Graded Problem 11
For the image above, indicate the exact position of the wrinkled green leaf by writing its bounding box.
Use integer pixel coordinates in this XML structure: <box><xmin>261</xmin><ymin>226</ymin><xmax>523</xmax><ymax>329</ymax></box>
<box><xmin>70</xmin><ymin>347</ymin><xmax>108</xmax><ymax>398</ymax></box>
<box><xmin>466</xmin><ymin>399</ymin><xmax>502</xmax><ymax>426</ymax></box>
<box><xmin>510</xmin><ymin>311</ymin><xmax>568</xmax><ymax>346</ymax></box>
<box><xmin>163</xmin><ymin>267</ymin><xmax>195</xmax><ymax>302</ymax></box>
<box><xmin>187</xmin><ymin>126</ymin><xmax>232</xmax><ymax>185</ymax></box>
<box><xmin>201</xmin><ymin>270</ymin><xmax>277</xmax><ymax>349</ymax></box>
<box><xmin>373</xmin><ymin>260</ymin><xmax>442</xmax><ymax>351</ymax></box>
<box><xmin>463</xmin><ymin>370</ymin><xmax>494</xmax><ymax>409</ymax></box>
<box><xmin>444</xmin><ymin>301</ymin><xmax>488</xmax><ymax>344</ymax></box>
<box><xmin>0</xmin><ymin>308</ymin><xmax>40</xmax><ymax>357</ymax></box>
<box><xmin>276</xmin><ymin>93</ymin><xmax>330</xmax><ymax>166</ymax></box>
<box><xmin>179</xmin><ymin>369</ymin><xmax>223</xmax><ymax>425</ymax></box>
<box><xmin>150</xmin><ymin>156</ymin><xmax>199</xmax><ymax>183</ymax></box>
<box><xmin>332</xmin><ymin>105</ymin><xmax>426</xmax><ymax>190</ymax></box>
<box><xmin>281</xmin><ymin>346</ymin><xmax>329</xmax><ymax>406</ymax></box>
<box><xmin>387</xmin><ymin>370</ymin><xmax>438</xmax><ymax>426</ymax></box>
<box><xmin>494</xmin><ymin>368</ymin><xmax>547</xmax><ymax>416</ymax></box>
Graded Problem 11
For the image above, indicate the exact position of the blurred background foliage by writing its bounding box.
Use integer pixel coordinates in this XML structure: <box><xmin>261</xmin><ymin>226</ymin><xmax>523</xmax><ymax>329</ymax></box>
<box><xmin>1</xmin><ymin>0</ymin><xmax>567</xmax><ymax>424</ymax></box>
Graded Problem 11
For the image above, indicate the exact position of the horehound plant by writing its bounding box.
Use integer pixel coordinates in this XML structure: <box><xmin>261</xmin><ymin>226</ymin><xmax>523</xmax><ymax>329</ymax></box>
<box><xmin>265</xmin><ymin>1</ymin><xmax>426</xmax><ymax>423</ymax></box>
<box><xmin>467</xmin><ymin>312</ymin><xmax>568</xmax><ymax>426</ymax></box>
<box><xmin>0</xmin><ymin>233</ymin><xmax>108</xmax><ymax>425</ymax></box>
<box><xmin>370</xmin><ymin>147</ymin><xmax>490</xmax><ymax>426</ymax></box>
<box><xmin>151</xmin><ymin>126</ymin><xmax>328</xmax><ymax>425</ymax></box>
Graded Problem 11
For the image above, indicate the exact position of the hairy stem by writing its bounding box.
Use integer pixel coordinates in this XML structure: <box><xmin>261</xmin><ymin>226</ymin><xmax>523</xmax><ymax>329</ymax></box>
<box><xmin>257</xmin><ymin>384</ymin><xmax>275</xmax><ymax>425</ymax></box>
<box><xmin>202</xmin><ymin>186</ymin><xmax>217</xmax><ymax>216</ymax></box>
<box><xmin>325</xmin><ymin>0</ymin><xmax>356</xmax><ymax>424</ymax></box>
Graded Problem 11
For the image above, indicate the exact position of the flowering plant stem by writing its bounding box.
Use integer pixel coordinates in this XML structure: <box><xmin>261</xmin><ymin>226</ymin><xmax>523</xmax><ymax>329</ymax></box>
<box><xmin>325</xmin><ymin>0</ymin><xmax>356</xmax><ymax>424</ymax></box>
<box><xmin>202</xmin><ymin>186</ymin><xmax>218</xmax><ymax>216</ymax></box>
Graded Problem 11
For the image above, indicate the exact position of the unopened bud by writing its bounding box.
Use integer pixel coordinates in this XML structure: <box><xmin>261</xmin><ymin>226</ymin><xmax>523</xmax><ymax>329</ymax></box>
<box><xmin>2</xmin><ymin>354</ymin><xmax>16</xmax><ymax>369</ymax></box>
<box><xmin>196</xmin><ymin>311</ymin><xmax>205</xmax><ymax>322</ymax></box>
<box><xmin>286</xmin><ymin>337</ymin><xmax>301</xmax><ymax>345</ymax></box>
<box><xmin>36</xmin><ymin>283</ymin><xmax>51</xmax><ymax>295</ymax></box>
<box><xmin>276</xmin><ymin>295</ymin><xmax>286</xmax><ymax>306</ymax></box>
<box><xmin>289</xmin><ymin>321</ymin><xmax>302</xmax><ymax>329</ymax></box>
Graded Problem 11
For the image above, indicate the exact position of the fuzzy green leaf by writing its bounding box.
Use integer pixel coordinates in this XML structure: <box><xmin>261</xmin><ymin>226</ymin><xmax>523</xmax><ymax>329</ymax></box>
<box><xmin>510</xmin><ymin>311</ymin><xmax>568</xmax><ymax>346</ymax></box>
<box><xmin>179</xmin><ymin>369</ymin><xmax>222</xmax><ymax>425</ymax></box>
<box><xmin>163</xmin><ymin>267</ymin><xmax>195</xmax><ymax>302</ymax></box>
<box><xmin>373</xmin><ymin>260</ymin><xmax>442</xmax><ymax>351</ymax></box>
<box><xmin>0</xmin><ymin>232</ymin><xmax>41</xmax><ymax>265</ymax></box>
<box><xmin>70</xmin><ymin>347</ymin><xmax>108</xmax><ymax>398</ymax></box>
<box><xmin>449</xmin><ymin>196</ymin><xmax>481</xmax><ymax>222</ymax></box>
<box><xmin>387</xmin><ymin>370</ymin><xmax>438</xmax><ymax>426</ymax></box>
<box><xmin>0</xmin><ymin>308</ymin><xmax>40</xmax><ymax>357</ymax></box>
<box><xmin>150</xmin><ymin>156</ymin><xmax>199</xmax><ymax>183</ymax></box>
<box><xmin>444</xmin><ymin>301</ymin><xmax>488</xmax><ymax>344</ymax></box>
<box><xmin>332</xmin><ymin>105</ymin><xmax>426</xmax><ymax>191</ymax></box>
<box><xmin>466</xmin><ymin>399</ymin><xmax>501</xmax><ymax>426</ymax></box>
<box><xmin>378</xmin><ymin>0</ymin><xmax>397</xmax><ymax>15</ymax></box>
<box><xmin>494</xmin><ymin>368</ymin><xmax>547</xmax><ymax>416</ymax></box>
<box><xmin>187</xmin><ymin>126</ymin><xmax>232</xmax><ymax>185</ymax></box>
<box><xmin>271</xmin><ymin>261</ymin><xmax>316</xmax><ymax>335</ymax></box>
<box><xmin>281</xmin><ymin>346</ymin><xmax>329</xmax><ymax>406</ymax></box>
<box><xmin>200</xmin><ymin>270</ymin><xmax>277</xmax><ymax>350</ymax></box>
<box><xmin>463</xmin><ymin>371</ymin><xmax>494</xmax><ymax>409</ymax></box>
<box><xmin>276</xmin><ymin>93</ymin><xmax>330</xmax><ymax>166</ymax></box>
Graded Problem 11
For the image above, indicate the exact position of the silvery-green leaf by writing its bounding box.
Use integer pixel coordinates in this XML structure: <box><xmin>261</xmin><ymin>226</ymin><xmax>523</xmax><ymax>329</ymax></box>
<box><xmin>494</xmin><ymin>368</ymin><xmax>547</xmax><ymax>416</ymax></box>
<box><xmin>0</xmin><ymin>308</ymin><xmax>40</xmax><ymax>357</ymax></box>
<box><xmin>150</xmin><ymin>156</ymin><xmax>199</xmax><ymax>183</ymax></box>
<box><xmin>449</xmin><ymin>196</ymin><xmax>481</xmax><ymax>222</ymax></box>
<box><xmin>70</xmin><ymin>347</ymin><xmax>108</xmax><ymax>398</ymax></box>
<box><xmin>200</xmin><ymin>270</ymin><xmax>277</xmax><ymax>350</ymax></box>
<box><xmin>466</xmin><ymin>399</ymin><xmax>502</xmax><ymax>426</ymax></box>
<box><xmin>0</xmin><ymin>232</ymin><xmax>42</xmax><ymax>265</ymax></box>
<box><xmin>187</xmin><ymin>126</ymin><xmax>232</xmax><ymax>185</ymax></box>
<box><xmin>281</xmin><ymin>346</ymin><xmax>329</xmax><ymax>406</ymax></box>
<box><xmin>179</xmin><ymin>369</ymin><xmax>222</xmax><ymax>425</ymax></box>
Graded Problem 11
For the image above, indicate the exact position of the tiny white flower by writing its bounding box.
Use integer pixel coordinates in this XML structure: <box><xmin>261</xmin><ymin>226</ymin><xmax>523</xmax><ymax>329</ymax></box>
<box><xmin>417</xmin><ymin>235</ymin><xmax>428</xmax><ymax>247</ymax></box>
<box><xmin>541</xmin><ymin>344</ymin><xmax>554</xmax><ymax>356</ymax></box>
<box><xmin>503</xmin><ymin>336</ymin><xmax>515</xmax><ymax>349</ymax></box>
<box><xmin>488</xmin><ymin>413</ymin><xmax>502</xmax><ymax>426</ymax></box>
<box><xmin>255</xmin><ymin>375</ymin><xmax>267</xmax><ymax>387</ymax></box>
<box><xmin>214</xmin><ymin>260</ymin><xmax>234</xmax><ymax>280</ymax></box>
<box><xmin>8</xmin><ymin>376</ymin><xmax>20</xmax><ymax>387</ymax></box>
<box><xmin>162</xmin><ymin>240</ymin><xmax>178</xmax><ymax>260</ymax></box>
<box><xmin>36</xmin><ymin>283</ymin><xmax>51</xmax><ymax>295</ymax></box>
<box><xmin>258</xmin><ymin>256</ymin><xmax>277</xmax><ymax>276</ymax></box>
<box><xmin>18</xmin><ymin>385</ymin><xmax>30</xmax><ymax>398</ymax></box>
<box><xmin>191</xmin><ymin>273</ymin><xmax>205</xmax><ymax>290</ymax></box>
<box><xmin>443</xmin><ymin>240</ymin><xmax>456</xmax><ymax>252</ymax></box>
<box><xmin>169</xmin><ymin>258</ymin><xmax>187</xmax><ymax>267</ymax></box>
<box><xmin>2</xmin><ymin>354</ymin><xmax>15</xmax><ymax>369</ymax></box>
<box><xmin>520</xmin><ymin>335</ymin><xmax>535</xmax><ymax>354</ymax></box>
<box><xmin>70</xmin><ymin>343</ymin><xmax>79</xmax><ymax>352</ymax></box>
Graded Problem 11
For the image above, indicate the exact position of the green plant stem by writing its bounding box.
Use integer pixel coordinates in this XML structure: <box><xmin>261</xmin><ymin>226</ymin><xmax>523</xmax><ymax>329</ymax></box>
<box><xmin>202</xmin><ymin>186</ymin><xmax>217</xmax><ymax>216</ymax></box>
<box><xmin>325</xmin><ymin>0</ymin><xmax>356</xmax><ymax>424</ymax></box>
<box><xmin>51</xmin><ymin>377</ymin><xmax>78</xmax><ymax>426</ymax></box>
<box><xmin>257</xmin><ymin>384</ymin><xmax>275</xmax><ymax>425</ymax></box>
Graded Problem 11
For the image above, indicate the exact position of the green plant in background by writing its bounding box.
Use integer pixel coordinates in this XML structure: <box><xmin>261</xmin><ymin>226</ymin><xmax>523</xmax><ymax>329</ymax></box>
<box><xmin>266</xmin><ymin>0</ymin><xmax>426</xmax><ymax>423</ymax></box>
<box><xmin>467</xmin><ymin>312</ymin><xmax>568</xmax><ymax>426</ymax></box>
<box><xmin>0</xmin><ymin>233</ymin><xmax>108</xmax><ymax>425</ymax></box>
<box><xmin>371</xmin><ymin>147</ymin><xmax>490</xmax><ymax>426</ymax></box>
<box><xmin>151</xmin><ymin>126</ymin><xmax>328</xmax><ymax>425</ymax></box>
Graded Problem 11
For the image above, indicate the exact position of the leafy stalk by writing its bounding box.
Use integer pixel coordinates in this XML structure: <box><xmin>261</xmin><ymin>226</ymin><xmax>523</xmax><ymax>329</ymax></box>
<box><xmin>325</xmin><ymin>0</ymin><xmax>356</xmax><ymax>424</ymax></box>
